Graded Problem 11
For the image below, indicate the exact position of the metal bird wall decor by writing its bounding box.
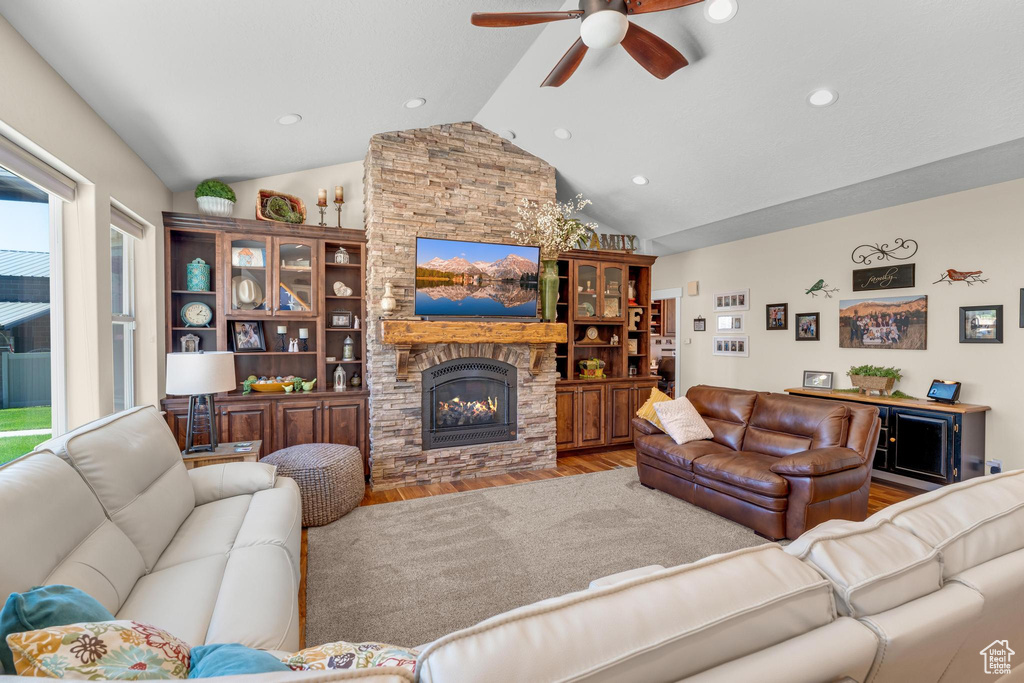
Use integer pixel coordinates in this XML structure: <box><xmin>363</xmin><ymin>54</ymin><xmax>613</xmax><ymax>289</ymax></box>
<box><xmin>933</xmin><ymin>269</ymin><xmax>989</xmax><ymax>286</ymax></box>
<box><xmin>805</xmin><ymin>279</ymin><xmax>839</xmax><ymax>298</ymax></box>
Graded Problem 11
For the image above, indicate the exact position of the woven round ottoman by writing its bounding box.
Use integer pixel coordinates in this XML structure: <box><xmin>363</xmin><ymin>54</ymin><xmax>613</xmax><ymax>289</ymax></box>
<box><xmin>263</xmin><ymin>444</ymin><xmax>363</xmax><ymax>527</ymax></box>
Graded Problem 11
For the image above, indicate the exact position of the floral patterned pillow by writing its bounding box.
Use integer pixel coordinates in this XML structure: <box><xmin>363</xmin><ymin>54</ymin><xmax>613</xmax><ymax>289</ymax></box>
<box><xmin>281</xmin><ymin>641</ymin><xmax>418</xmax><ymax>672</ymax></box>
<box><xmin>7</xmin><ymin>620</ymin><xmax>190</xmax><ymax>679</ymax></box>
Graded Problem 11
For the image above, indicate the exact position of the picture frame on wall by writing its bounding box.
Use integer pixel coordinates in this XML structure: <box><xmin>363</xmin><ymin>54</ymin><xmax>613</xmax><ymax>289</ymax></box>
<box><xmin>794</xmin><ymin>312</ymin><xmax>820</xmax><ymax>341</ymax></box>
<box><xmin>713</xmin><ymin>289</ymin><xmax>749</xmax><ymax>312</ymax></box>
<box><xmin>716</xmin><ymin>313</ymin><xmax>745</xmax><ymax>332</ymax></box>
<box><xmin>712</xmin><ymin>335</ymin><xmax>749</xmax><ymax>357</ymax></box>
<box><xmin>229</xmin><ymin>320</ymin><xmax>266</xmax><ymax>352</ymax></box>
<box><xmin>802</xmin><ymin>371</ymin><xmax>834</xmax><ymax>391</ymax></box>
<box><xmin>693</xmin><ymin>316</ymin><xmax>706</xmax><ymax>332</ymax></box>
<box><xmin>766</xmin><ymin>303</ymin><xmax>788</xmax><ymax>330</ymax></box>
<box><xmin>959</xmin><ymin>305</ymin><xmax>1003</xmax><ymax>343</ymax></box>
<box><xmin>839</xmin><ymin>295</ymin><xmax>927</xmax><ymax>350</ymax></box>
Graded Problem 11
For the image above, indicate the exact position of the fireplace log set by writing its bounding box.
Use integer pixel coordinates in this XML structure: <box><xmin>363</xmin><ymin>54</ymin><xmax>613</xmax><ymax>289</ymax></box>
<box><xmin>436</xmin><ymin>396</ymin><xmax>499</xmax><ymax>427</ymax></box>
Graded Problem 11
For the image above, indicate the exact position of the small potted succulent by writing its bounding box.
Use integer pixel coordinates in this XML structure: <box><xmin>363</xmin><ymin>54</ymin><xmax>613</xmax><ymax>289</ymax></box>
<box><xmin>194</xmin><ymin>179</ymin><xmax>237</xmax><ymax>217</ymax></box>
<box><xmin>847</xmin><ymin>365</ymin><xmax>903</xmax><ymax>396</ymax></box>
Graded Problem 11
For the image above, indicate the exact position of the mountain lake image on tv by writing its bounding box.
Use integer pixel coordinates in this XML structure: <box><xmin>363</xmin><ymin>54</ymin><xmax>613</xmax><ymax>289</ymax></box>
<box><xmin>415</xmin><ymin>238</ymin><xmax>540</xmax><ymax>318</ymax></box>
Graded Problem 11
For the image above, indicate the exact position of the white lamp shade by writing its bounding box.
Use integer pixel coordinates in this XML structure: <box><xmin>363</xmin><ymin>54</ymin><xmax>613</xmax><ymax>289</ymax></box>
<box><xmin>580</xmin><ymin>10</ymin><xmax>629</xmax><ymax>49</ymax></box>
<box><xmin>165</xmin><ymin>352</ymin><xmax>237</xmax><ymax>396</ymax></box>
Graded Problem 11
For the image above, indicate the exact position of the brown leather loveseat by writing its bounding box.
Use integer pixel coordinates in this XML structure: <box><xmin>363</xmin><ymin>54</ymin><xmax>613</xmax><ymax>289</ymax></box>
<box><xmin>633</xmin><ymin>385</ymin><xmax>881</xmax><ymax>540</ymax></box>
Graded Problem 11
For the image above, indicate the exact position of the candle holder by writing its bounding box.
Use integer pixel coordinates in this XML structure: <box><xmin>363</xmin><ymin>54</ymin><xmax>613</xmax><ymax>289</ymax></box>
<box><xmin>276</xmin><ymin>332</ymin><xmax>287</xmax><ymax>352</ymax></box>
<box><xmin>317</xmin><ymin>203</ymin><xmax>327</xmax><ymax>228</ymax></box>
<box><xmin>334</xmin><ymin>199</ymin><xmax>344</xmax><ymax>228</ymax></box>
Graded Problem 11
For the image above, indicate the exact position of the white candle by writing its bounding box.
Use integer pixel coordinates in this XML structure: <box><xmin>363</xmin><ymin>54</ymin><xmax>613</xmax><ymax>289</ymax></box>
<box><xmin>335</xmin><ymin>185</ymin><xmax>344</xmax><ymax>202</ymax></box>
<box><xmin>298</xmin><ymin>328</ymin><xmax>309</xmax><ymax>339</ymax></box>
<box><xmin>317</xmin><ymin>188</ymin><xmax>327</xmax><ymax>206</ymax></box>
<box><xmin>277</xmin><ymin>325</ymin><xmax>287</xmax><ymax>334</ymax></box>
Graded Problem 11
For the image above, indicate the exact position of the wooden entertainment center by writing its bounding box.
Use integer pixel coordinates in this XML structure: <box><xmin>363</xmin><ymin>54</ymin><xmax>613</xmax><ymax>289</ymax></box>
<box><xmin>159</xmin><ymin>212</ymin><xmax>370</xmax><ymax>472</ymax></box>
<box><xmin>554</xmin><ymin>249</ymin><xmax>660</xmax><ymax>453</ymax></box>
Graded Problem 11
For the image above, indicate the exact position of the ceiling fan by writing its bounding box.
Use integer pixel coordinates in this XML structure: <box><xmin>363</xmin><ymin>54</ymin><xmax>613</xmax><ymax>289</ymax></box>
<box><xmin>471</xmin><ymin>0</ymin><xmax>703</xmax><ymax>87</ymax></box>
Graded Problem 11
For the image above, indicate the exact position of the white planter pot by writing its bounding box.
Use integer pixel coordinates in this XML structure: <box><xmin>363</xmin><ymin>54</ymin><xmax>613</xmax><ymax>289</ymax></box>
<box><xmin>196</xmin><ymin>196</ymin><xmax>235</xmax><ymax>217</ymax></box>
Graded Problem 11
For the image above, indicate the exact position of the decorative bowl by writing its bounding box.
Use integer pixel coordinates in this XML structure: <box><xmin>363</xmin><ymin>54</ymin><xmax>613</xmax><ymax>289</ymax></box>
<box><xmin>246</xmin><ymin>380</ymin><xmax>299</xmax><ymax>393</ymax></box>
<box><xmin>256</xmin><ymin>190</ymin><xmax>306</xmax><ymax>224</ymax></box>
<box><xmin>196</xmin><ymin>196</ymin><xmax>235</xmax><ymax>217</ymax></box>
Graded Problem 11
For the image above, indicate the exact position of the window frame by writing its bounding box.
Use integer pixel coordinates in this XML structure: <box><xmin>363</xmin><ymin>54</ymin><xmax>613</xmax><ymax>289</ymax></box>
<box><xmin>110</xmin><ymin>224</ymin><xmax>136</xmax><ymax>411</ymax></box>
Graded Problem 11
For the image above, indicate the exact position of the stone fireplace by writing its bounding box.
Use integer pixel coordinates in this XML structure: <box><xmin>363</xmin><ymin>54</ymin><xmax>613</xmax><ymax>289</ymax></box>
<box><xmin>363</xmin><ymin>122</ymin><xmax>559</xmax><ymax>490</ymax></box>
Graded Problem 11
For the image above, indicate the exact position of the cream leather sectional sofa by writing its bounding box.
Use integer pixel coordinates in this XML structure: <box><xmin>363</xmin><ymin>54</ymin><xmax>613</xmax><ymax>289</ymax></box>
<box><xmin>2</xmin><ymin>406</ymin><xmax>1022</xmax><ymax>682</ymax></box>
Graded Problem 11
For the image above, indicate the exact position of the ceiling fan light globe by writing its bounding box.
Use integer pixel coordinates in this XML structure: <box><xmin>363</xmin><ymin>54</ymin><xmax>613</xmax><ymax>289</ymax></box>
<box><xmin>580</xmin><ymin>10</ymin><xmax>629</xmax><ymax>49</ymax></box>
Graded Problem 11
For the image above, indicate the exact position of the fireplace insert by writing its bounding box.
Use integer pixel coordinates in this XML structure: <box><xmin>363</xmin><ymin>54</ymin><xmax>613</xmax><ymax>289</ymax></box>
<box><xmin>421</xmin><ymin>358</ymin><xmax>517</xmax><ymax>450</ymax></box>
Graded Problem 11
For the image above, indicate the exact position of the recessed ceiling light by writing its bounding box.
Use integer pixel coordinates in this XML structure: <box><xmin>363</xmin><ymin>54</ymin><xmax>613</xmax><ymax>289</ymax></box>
<box><xmin>632</xmin><ymin>175</ymin><xmax>649</xmax><ymax>186</ymax></box>
<box><xmin>807</xmin><ymin>88</ymin><xmax>838</xmax><ymax>107</ymax></box>
<box><xmin>276</xmin><ymin>113</ymin><xmax>302</xmax><ymax>125</ymax></box>
<box><xmin>704</xmin><ymin>0</ymin><xmax>738</xmax><ymax>24</ymax></box>
<box><xmin>403</xmin><ymin>97</ymin><xmax>426</xmax><ymax>109</ymax></box>
<box><xmin>553</xmin><ymin>128</ymin><xmax>572</xmax><ymax>140</ymax></box>
<box><xmin>499</xmin><ymin>129</ymin><xmax>517</xmax><ymax>141</ymax></box>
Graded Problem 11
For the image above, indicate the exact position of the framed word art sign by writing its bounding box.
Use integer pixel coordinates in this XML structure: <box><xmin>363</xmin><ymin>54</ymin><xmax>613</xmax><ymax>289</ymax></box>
<box><xmin>852</xmin><ymin>264</ymin><xmax>915</xmax><ymax>292</ymax></box>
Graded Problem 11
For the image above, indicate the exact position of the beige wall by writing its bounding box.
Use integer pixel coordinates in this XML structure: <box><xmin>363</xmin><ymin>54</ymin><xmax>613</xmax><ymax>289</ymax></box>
<box><xmin>0</xmin><ymin>15</ymin><xmax>172</xmax><ymax>429</ymax></box>
<box><xmin>171</xmin><ymin>160</ymin><xmax>365</xmax><ymax>230</ymax></box>
<box><xmin>653</xmin><ymin>178</ymin><xmax>1024</xmax><ymax>470</ymax></box>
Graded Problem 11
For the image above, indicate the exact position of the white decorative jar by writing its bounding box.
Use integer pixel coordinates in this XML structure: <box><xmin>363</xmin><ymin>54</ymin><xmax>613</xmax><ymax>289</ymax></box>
<box><xmin>196</xmin><ymin>196</ymin><xmax>235</xmax><ymax>217</ymax></box>
<box><xmin>380</xmin><ymin>281</ymin><xmax>397</xmax><ymax>316</ymax></box>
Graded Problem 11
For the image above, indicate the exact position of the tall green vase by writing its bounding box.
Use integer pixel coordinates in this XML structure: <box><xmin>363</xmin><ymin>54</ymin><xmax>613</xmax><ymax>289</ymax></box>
<box><xmin>540</xmin><ymin>259</ymin><xmax>559</xmax><ymax>322</ymax></box>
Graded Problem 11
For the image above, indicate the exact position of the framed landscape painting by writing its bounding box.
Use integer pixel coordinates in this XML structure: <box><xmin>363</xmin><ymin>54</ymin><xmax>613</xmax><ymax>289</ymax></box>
<box><xmin>839</xmin><ymin>295</ymin><xmax>927</xmax><ymax>350</ymax></box>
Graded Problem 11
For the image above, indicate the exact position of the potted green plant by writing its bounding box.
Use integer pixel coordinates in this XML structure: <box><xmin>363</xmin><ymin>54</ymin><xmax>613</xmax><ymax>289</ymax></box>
<box><xmin>847</xmin><ymin>364</ymin><xmax>903</xmax><ymax>396</ymax></box>
<box><xmin>194</xmin><ymin>179</ymin><xmax>237</xmax><ymax>217</ymax></box>
<box><xmin>511</xmin><ymin>194</ymin><xmax>596</xmax><ymax>322</ymax></box>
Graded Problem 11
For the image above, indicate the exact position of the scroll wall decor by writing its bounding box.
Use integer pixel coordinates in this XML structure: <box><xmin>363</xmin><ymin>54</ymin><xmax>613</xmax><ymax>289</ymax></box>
<box><xmin>851</xmin><ymin>237</ymin><xmax>918</xmax><ymax>265</ymax></box>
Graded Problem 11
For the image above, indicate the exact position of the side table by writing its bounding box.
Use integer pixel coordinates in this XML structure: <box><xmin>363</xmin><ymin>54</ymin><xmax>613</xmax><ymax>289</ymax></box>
<box><xmin>181</xmin><ymin>440</ymin><xmax>262</xmax><ymax>470</ymax></box>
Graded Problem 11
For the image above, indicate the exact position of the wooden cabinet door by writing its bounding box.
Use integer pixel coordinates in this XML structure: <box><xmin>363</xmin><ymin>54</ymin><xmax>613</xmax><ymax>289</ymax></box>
<box><xmin>164</xmin><ymin>404</ymin><xmax>199</xmax><ymax>451</ymax></box>
<box><xmin>322</xmin><ymin>398</ymin><xmax>367</xmax><ymax>474</ymax></box>
<box><xmin>577</xmin><ymin>384</ymin><xmax>606</xmax><ymax>448</ymax></box>
<box><xmin>272</xmin><ymin>237</ymin><xmax>319</xmax><ymax>318</ymax></box>
<box><xmin>575</xmin><ymin>261</ymin><xmax>600</xmax><ymax>320</ymax></box>
<box><xmin>891</xmin><ymin>409</ymin><xmax>954</xmax><ymax>485</ymax></box>
<box><xmin>607</xmin><ymin>384</ymin><xmax>633</xmax><ymax>444</ymax></box>
<box><xmin>555</xmin><ymin>386</ymin><xmax>578</xmax><ymax>449</ymax></box>
<box><xmin>275</xmin><ymin>400</ymin><xmax>322</xmax><ymax>451</ymax></box>
<box><xmin>662</xmin><ymin>301</ymin><xmax>676</xmax><ymax>335</ymax></box>
<box><xmin>631</xmin><ymin>381</ymin><xmax>657</xmax><ymax>440</ymax></box>
<box><xmin>599</xmin><ymin>264</ymin><xmax>625</xmax><ymax>321</ymax></box>
<box><xmin>219</xmin><ymin>401</ymin><xmax>272</xmax><ymax>450</ymax></box>
<box><xmin>224</xmin><ymin>233</ymin><xmax>272</xmax><ymax>318</ymax></box>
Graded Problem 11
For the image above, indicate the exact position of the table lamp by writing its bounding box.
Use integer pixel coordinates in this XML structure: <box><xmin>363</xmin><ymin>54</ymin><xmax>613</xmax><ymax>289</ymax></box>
<box><xmin>165</xmin><ymin>351</ymin><xmax>236</xmax><ymax>453</ymax></box>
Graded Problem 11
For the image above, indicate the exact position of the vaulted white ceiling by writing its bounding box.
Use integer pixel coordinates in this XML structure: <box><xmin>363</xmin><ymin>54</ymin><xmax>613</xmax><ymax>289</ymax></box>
<box><xmin>3</xmin><ymin>0</ymin><xmax>1023</xmax><ymax>253</ymax></box>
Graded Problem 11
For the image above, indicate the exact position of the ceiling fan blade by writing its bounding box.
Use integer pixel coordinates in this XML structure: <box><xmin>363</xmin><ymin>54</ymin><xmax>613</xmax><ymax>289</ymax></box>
<box><xmin>623</xmin><ymin>0</ymin><xmax>704</xmax><ymax>14</ymax></box>
<box><xmin>471</xmin><ymin>11</ymin><xmax>581</xmax><ymax>27</ymax></box>
<box><xmin>620</xmin><ymin>22</ymin><xmax>688</xmax><ymax>79</ymax></box>
<box><xmin>541</xmin><ymin>38</ymin><xmax>589</xmax><ymax>88</ymax></box>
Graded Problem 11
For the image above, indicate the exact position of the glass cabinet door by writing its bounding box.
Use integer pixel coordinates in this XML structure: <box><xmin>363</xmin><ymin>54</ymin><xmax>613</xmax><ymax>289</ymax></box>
<box><xmin>273</xmin><ymin>238</ymin><xmax>318</xmax><ymax>317</ymax></box>
<box><xmin>601</xmin><ymin>265</ymin><xmax>624</xmax><ymax>319</ymax></box>
<box><xmin>227</xmin><ymin>235</ymin><xmax>270</xmax><ymax>315</ymax></box>
<box><xmin>575</xmin><ymin>262</ymin><xmax>599</xmax><ymax>319</ymax></box>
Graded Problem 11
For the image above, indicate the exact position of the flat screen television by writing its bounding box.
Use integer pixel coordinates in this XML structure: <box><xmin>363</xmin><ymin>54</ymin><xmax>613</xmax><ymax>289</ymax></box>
<box><xmin>414</xmin><ymin>237</ymin><xmax>540</xmax><ymax>318</ymax></box>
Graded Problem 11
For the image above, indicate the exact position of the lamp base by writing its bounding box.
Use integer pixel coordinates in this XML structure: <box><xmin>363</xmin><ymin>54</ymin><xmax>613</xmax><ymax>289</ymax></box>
<box><xmin>184</xmin><ymin>394</ymin><xmax>219</xmax><ymax>454</ymax></box>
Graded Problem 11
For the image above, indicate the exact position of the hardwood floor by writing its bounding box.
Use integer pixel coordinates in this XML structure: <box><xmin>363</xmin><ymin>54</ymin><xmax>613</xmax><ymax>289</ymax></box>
<box><xmin>297</xmin><ymin>448</ymin><xmax>920</xmax><ymax>647</ymax></box>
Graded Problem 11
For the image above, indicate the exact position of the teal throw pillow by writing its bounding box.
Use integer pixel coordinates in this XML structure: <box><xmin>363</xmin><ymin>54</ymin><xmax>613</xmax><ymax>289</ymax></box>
<box><xmin>0</xmin><ymin>585</ymin><xmax>114</xmax><ymax>674</ymax></box>
<box><xmin>188</xmin><ymin>643</ymin><xmax>293</xmax><ymax>678</ymax></box>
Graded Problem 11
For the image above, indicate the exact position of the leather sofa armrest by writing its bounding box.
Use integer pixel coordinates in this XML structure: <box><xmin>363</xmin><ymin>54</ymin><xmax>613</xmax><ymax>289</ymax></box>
<box><xmin>189</xmin><ymin>462</ymin><xmax>277</xmax><ymax>506</ymax></box>
<box><xmin>631</xmin><ymin>416</ymin><xmax>663</xmax><ymax>436</ymax></box>
<box><xmin>770</xmin><ymin>447</ymin><xmax>864</xmax><ymax>477</ymax></box>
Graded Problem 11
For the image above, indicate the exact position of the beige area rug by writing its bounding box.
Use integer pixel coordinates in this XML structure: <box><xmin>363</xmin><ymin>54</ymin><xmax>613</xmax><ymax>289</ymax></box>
<box><xmin>305</xmin><ymin>466</ymin><xmax>768</xmax><ymax>649</ymax></box>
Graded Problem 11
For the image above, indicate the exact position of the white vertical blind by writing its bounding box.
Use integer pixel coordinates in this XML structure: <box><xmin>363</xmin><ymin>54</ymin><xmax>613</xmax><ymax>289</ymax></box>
<box><xmin>0</xmin><ymin>134</ymin><xmax>76</xmax><ymax>202</ymax></box>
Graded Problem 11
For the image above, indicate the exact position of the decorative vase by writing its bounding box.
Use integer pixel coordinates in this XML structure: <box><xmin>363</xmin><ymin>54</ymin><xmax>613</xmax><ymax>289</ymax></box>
<box><xmin>380</xmin><ymin>281</ymin><xmax>397</xmax><ymax>316</ymax></box>
<box><xmin>185</xmin><ymin>258</ymin><xmax>210</xmax><ymax>291</ymax></box>
<box><xmin>196</xmin><ymin>196</ymin><xmax>235</xmax><ymax>217</ymax></box>
<box><xmin>349</xmin><ymin>372</ymin><xmax>361</xmax><ymax>388</ymax></box>
<box><xmin>540</xmin><ymin>259</ymin><xmax>559</xmax><ymax>322</ymax></box>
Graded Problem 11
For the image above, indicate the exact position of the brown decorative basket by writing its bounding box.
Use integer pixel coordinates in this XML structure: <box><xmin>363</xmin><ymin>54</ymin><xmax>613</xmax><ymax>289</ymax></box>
<box><xmin>256</xmin><ymin>190</ymin><xmax>307</xmax><ymax>224</ymax></box>
<box><xmin>850</xmin><ymin>374</ymin><xmax>896</xmax><ymax>396</ymax></box>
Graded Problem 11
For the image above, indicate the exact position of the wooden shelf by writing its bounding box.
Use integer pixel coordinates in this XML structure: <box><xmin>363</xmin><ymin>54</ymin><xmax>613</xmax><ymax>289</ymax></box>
<box><xmin>172</xmin><ymin>326</ymin><xmax>216</xmax><ymax>331</ymax></box>
<box><xmin>171</xmin><ymin>290</ymin><xmax>215</xmax><ymax>295</ymax></box>
<box><xmin>325</xmin><ymin>263</ymin><xmax>362</xmax><ymax>268</ymax></box>
<box><xmin>325</xmin><ymin>296</ymin><xmax>363</xmax><ymax>301</ymax></box>
<box><xmin>326</xmin><ymin>327</ymin><xmax>364</xmax><ymax>332</ymax></box>
<box><xmin>380</xmin><ymin>320</ymin><xmax>566</xmax><ymax>345</ymax></box>
<box><xmin>237</xmin><ymin>351</ymin><xmax>317</xmax><ymax>356</ymax></box>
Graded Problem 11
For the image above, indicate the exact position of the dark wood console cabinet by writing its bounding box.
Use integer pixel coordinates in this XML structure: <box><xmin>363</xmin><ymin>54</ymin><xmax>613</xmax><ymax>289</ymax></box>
<box><xmin>786</xmin><ymin>388</ymin><xmax>990</xmax><ymax>488</ymax></box>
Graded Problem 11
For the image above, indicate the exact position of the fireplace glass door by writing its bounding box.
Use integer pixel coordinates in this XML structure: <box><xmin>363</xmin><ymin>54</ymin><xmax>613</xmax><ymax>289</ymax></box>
<box><xmin>422</xmin><ymin>358</ymin><xmax>517</xmax><ymax>450</ymax></box>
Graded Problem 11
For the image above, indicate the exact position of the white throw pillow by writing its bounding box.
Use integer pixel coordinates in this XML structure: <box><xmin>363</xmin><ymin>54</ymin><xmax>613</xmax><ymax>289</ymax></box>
<box><xmin>653</xmin><ymin>397</ymin><xmax>714</xmax><ymax>445</ymax></box>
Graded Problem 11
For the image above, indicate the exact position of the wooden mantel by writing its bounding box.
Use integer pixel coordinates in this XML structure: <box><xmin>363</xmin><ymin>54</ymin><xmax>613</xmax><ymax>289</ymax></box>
<box><xmin>379</xmin><ymin>320</ymin><xmax>567</xmax><ymax>380</ymax></box>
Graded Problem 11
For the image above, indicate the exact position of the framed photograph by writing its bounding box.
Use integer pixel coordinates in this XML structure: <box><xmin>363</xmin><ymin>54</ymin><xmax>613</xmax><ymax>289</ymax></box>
<box><xmin>959</xmin><ymin>305</ymin><xmax>1003</xmax><ymax>343</ymax></box>
<box><xmin>839</xmin><ymin>295</ymin><xmax>927</xmax><ymax>350</ymax></box>
<box><xmin>716</xmin><ymin>313</ymin><xmax>745</xmax><ymax>332</ymax></box>
<box><xmin>627</xmin><ymin>338</ymin><xmax>638</xmax><ymax>354</ymax></box>
<box><xmin>330</xmin><ymin>310</ymin><xmax>353</xmax><ymax>328</ymax></box>
<box><xmin>693</xmin><ymin>316</ymin><xmax>706</xmax><ymax>332</ymax></box>
<box><xmin>802</xmin><ymin>371</ymin><xmax>834</xmax><ymax>390</ymax></box>
<box><xmin>230</xmin><ymin>320</ymin><xmax>266</xmax><ymax>352</ymax></box>
<box><xmin>713</xmin><ymin>289</ymin><xmax>749</xmax><ymax>312</ymax></box>
<box><xmin>766</xmin><ymin>303</ymin><xmax>788</xmax><ymax>330</ymax></box>
<box><xmin>712</xmin><ymin>335</ymin><xmax>749</xmax><ymax>357</ymax></box>
<box><xmin>794</xmin><ymin>312</ymin><xmax>820</xmax><ymax>341</ymax></box>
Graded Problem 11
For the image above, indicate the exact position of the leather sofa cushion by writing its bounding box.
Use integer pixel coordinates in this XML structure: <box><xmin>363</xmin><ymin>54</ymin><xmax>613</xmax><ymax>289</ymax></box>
<box><xmin>694</xmin><ymin>474</ymin><xmax>789</xmax><ymax>511</ymax></box>
<box><xmin>685</xmin><ymin>385</ymin><xmax>757</xmax><ymax>451</ymax></box>
<box><xmin>844</xmin><ymin>403</ymin><xmax>880</xmax><ymax>458</ymax></box>
<box><xmin>189</xmin><ymin>462</ymin><xmax>277</xmax><ymax>506</ymax></box>
<box><xmin>742</xmin><ymin>393</ymin><xmax>849</xmax><ymax>457</ymax></box>
<box><xmin>693</xmin><ymin>452</ymin><xmax>789</xmax><ymax>497</ymax></box>
<box><xmin>36</xmin><ymin>406</ymin><xmax>195</xmax><ymax>571</ymax></box>
<box><xmin>785</xmin><ymin>518</ymin><xmax>942</xmax><ymax>617</ymax></box>
<box><xmin>416</xmin><ymin>546</ymin><xmax>835</xmax><ymax>683</ymax></box>
<box><xmin>872</xmin><ymin>468</ymin><xmax>1024</xmax><ymax>578</ymax></box>
<box><xmin>0</xmin><ymin>453</ymin><xmax>145</xmax><ymax>616</ymax></box>
<box><xmin>636</xmin><ymin>433</ymin><xmax>731</xmax><ymax>471</ymax></box>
